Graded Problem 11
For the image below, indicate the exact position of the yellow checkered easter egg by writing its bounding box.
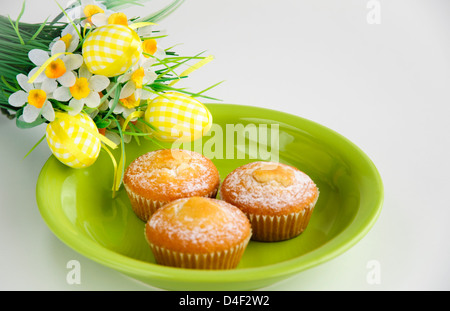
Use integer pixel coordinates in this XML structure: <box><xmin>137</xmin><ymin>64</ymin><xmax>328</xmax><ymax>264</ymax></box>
<box><xmin>46</xmin><ymin>112</ymin><xmax>102</xmax><ymax>168</ymax></box>
<box><xmin>82</xmin><ymin>24</ymin><xmax>142</xmax><ymax>77</ymax></box>
<box><xmin>145</xmin><ymin>92</ymin><xmax>213</xmax><ymax>142</ymax></box>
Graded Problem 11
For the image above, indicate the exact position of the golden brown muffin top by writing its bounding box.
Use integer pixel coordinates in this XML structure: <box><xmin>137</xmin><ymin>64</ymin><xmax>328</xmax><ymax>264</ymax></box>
<box><xmin>145</xmin><ymin>197</ymin><xmax>252</xmax><ymax>254</ymax></box>
<box><xmin>220</xmin><ymin>161</ymin><xmax>319</xmax><ymax>216</ymax></box>
<box><xmin>123</xmin><ymin>149</ymin><xmax>220</xmax><ymax>202</ymax></box>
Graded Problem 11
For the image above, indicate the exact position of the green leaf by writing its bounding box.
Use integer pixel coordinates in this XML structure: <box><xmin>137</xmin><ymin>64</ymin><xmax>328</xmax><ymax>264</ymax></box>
<box><xmin>113</xmin><ymin>118</ymin><xmax>126</xmax><ymax>187</ymax></box>
<box><xmin>154</xmin><ymin>76</ymin><xmax>187</xmax><ymax>83</ymax></box>
<box><xmin>95</xmin><ymin>117</ymin><xmax>111</xmax><ymax>129</ymax></box>
<box><xmin>140</xmin><ymin>35</ymin><xmax>168</xmax><ymax>40</ymax></box>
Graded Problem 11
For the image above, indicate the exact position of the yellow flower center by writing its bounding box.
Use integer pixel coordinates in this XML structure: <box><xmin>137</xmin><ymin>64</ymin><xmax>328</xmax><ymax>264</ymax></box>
<box><xmin>142</xmin><ymin>39</ymin><xmax>157</xmax><ymax>57</ymax></box>
<box><xmin>70</xmin><ymin>77</ymin><xmax>91</xmax><ymax>100</ymax></box>
<box><xmin>28</xmin><ymin>89</ymin><xmax>47</xmax><ymax>108</ymax></box>
<box><xmin>131</xmin><ymin>67</ymin><xmax>145</xmax><ymax>89</ymax></box>
<box><xmin>84</xmin><ymin>4</ymin><xmax>104</xmax><ymax>24</ymax></box>
<box><xmin>107</xmin><ymin>12</ymin><xmax>128</xmax><ymax>26</ymax></box>
<box><xmin>59</xmin><ymin>33</ymin><xmax>73</xmax><ymax>50</ymax></box>
<box><xmin>45</xmin><ymin>58</ymin><xmax>67</xmax><ymax>79</ymax></box>
<box><xmin>120</xmin><ymin>93</ymin><xmax>140</xmax><ymax>109</ymax></box>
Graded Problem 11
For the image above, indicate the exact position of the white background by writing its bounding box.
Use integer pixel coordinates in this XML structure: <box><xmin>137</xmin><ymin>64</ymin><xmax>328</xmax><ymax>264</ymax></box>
<box><xmin>1</xmin><ymin>0</ymin><xmax>449</xmax><ymax>291</ymax></box>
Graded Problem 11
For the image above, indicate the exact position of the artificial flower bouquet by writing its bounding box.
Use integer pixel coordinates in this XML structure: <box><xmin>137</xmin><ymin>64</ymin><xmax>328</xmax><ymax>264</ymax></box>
<box><xmin>0</xmin><ymin>0</ymin><xmax>219</xmax><ymax>196</ymax></box>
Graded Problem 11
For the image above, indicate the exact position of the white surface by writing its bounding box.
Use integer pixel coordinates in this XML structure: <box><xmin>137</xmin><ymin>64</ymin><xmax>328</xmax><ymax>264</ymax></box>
<box><xmin>1</xmin><ymin>0</ymin><xmax>450</xmax><ymax>291</ymax></box>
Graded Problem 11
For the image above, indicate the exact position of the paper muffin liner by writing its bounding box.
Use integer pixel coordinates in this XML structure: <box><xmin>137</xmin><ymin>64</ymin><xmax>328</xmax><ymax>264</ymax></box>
<box><xmin>147</xmin><ymin>235</ymin><xmax>251</xmax><ymax>269</ymax></box>
<box><xmin>124</xmin><ymin>184</ymin><xmax>219</xmax><ymax>222</ymax></box>
<box><xmin>246</xmin><ymin>197</ymin><xmax>318</xmax><ymax>242</ymax></box>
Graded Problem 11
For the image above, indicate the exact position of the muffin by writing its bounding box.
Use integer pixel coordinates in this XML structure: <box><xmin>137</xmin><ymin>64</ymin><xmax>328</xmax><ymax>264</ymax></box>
<box><xmin>219</xmin><ymin>161</ymin><xmax>319</xmax><ymax>242</ymax></box>
<box><xmin>123</xmin><ymin>149</ymin><xmax>220</xmax><ymax>222</ymax></box>
<box><xmin>145</xmin><ymin>197</ymin><xmax>252</xmax><ymax>269</ymax></box>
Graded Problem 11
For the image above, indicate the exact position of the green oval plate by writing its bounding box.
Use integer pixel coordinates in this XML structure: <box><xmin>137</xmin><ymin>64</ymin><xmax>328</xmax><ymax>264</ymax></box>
<box><xmin>36</xmin><ymin>104</ymin><xmax>384</xmax><ymax>291</ymax></box>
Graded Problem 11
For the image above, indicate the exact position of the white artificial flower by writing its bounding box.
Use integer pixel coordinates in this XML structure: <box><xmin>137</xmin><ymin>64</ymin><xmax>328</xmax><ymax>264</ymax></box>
<box><xmin>53</xmin><ymin>64</ymin><xmax>110</xmax><ymax>116</ymax></box>
<box><xmin>8</xmin><ymin>74</ymin><xmax>56</xmax><ymax>123</ymax></box>
<box><xmin>28</xmin><ymin>41</ymin><xmax>83</xmax><ymax>87</ymax></box>
<box><xmin>50</xmin><ymin>23</ymin><xmax>81</xmax><ymax>53</ymax></box>
<box><xmin>117</xmin><ymin>57</ymin><xmax>157</xmax><ymax>101</ymax></box>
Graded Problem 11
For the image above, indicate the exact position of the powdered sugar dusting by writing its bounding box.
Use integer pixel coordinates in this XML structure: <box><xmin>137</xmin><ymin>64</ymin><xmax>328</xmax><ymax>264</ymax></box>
<box><xmin>148</xmin><ymin>198</ymin><xmax>251</xmax><ymax>251</ymax></box>
<box><xmin>220</xmin><ymin>161</ymin><xmax>318</xmax><ymax>213</ymax></box>
<box><xmin>124</xmin><ymin>149</ymin><xmax>218</xmax><ymax>198</ymax></box>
